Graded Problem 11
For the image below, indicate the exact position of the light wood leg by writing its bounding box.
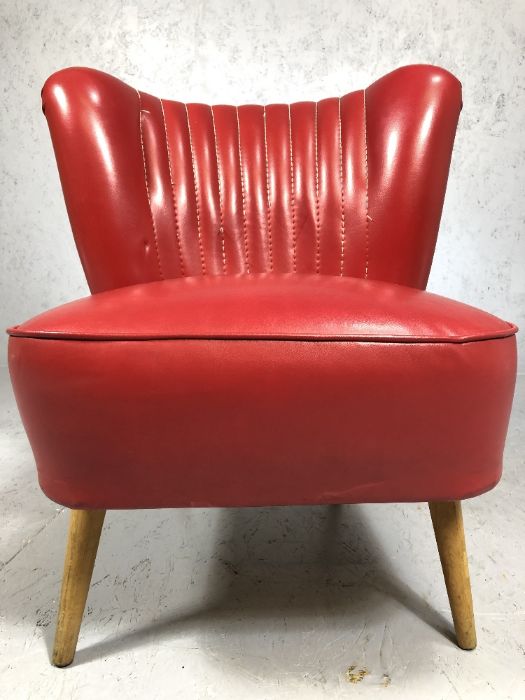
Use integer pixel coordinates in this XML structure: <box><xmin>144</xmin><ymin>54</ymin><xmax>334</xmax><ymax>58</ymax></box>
<box><xmin>52</xmin><ymin>509</ymin><xmax>106</xmax><ymax>667</ymax></box>
<box><xmin>428</xmin><ymin>500</ymin><xmax>477</xmax><ymax>650</ymax></box>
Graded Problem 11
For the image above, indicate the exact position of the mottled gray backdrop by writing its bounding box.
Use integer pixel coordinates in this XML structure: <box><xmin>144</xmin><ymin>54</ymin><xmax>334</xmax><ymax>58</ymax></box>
<box><xmin>1</xmin><ymin>0</ymin><xmax>524</xmax><ymax>369</ymax></box>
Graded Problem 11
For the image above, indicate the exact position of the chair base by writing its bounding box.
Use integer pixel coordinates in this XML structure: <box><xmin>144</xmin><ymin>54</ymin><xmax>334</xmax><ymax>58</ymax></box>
<box><xmin>51</xmin><ymin>501</ymin><xmax>476</xmax><ymax>666</ymax></box>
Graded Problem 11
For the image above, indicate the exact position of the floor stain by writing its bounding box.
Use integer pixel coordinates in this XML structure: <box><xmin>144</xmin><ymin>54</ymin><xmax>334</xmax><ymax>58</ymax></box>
<box><xmin>345</xmin><ymin>666</ymin><xmax>369</xmax><ymax>684</ymax></box>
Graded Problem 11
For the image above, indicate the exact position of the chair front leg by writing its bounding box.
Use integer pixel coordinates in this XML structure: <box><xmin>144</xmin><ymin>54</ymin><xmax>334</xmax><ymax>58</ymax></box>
<box><xmin>52</xmin><ymin>509</ymin><xmax>106</xmax><ymax>667</ymax></box>
<box><xmin>428</xmin><ymin>500</ymin><xmax>477</xmax><ymax>650</ymax></box>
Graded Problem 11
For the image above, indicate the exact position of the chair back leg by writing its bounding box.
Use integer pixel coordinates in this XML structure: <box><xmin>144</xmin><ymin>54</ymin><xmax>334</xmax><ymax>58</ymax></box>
<box><xmin>428</xmin><ymin>500</ymin><xmax>477</xmax><ymax>650</ymax></box>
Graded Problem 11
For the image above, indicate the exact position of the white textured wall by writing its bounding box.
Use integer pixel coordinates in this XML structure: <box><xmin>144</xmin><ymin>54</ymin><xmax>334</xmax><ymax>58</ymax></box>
<box><xmin>1</xmin><ymin>0</ymin><xmax>524</xmax><ymax>369</ymax></box>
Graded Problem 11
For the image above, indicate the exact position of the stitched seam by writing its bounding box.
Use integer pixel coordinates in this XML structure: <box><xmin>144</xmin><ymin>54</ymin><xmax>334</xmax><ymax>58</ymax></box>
<box><xmin>185</xmin><ymin>103</ymin><xmax>206</xmax><ymax>275</ymax></box>
<box><xmin>211</xmin><ymin>106</ymin><xmax>227</xmax><ymax>274</ymax></box>
<box><xmin>236</xmin><ymin>106</ymin><xmax>250</xmax><ymax>273</ymax></box>
<box><xmin>13</xmin><ymin>331</ymin><xmax>516</xmax><ymax>344</ymax></box>
<box><xmin>314</xmin><ymin>101</ymin><xmax>320</xmax><ymax>274</ymax></box>
<box><xmin>363</xmin><ymin>89</ymin><xmax>370</xmax><ymax>279</ymax></box>
<box><xmin>159</xmin><ymin>98</ymin><xmax>185</xmax><ymax>276</ymax></box>
<box><xmin>338</xmin><ymin>97</ymin><xmax>346</xmax><ymax>276</ymax></box>
<box><xmin>263</xmin><ymin>106</ymin><xmax>273</xmax><ymax>271</ymax></box>
<box><xmin>288</xmin><ymin>104</ymin><xmax>297</xmax><ymax>273</ymax></box>
<box><xmin>137</xmin><ymin>90</ymin><xmax>164</xmax><ymax>280</ymax></box>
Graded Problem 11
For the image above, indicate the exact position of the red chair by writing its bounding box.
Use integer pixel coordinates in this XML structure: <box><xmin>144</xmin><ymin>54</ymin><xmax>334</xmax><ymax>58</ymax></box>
<box><xmin>7</xmin><ymin>65</ymin><xmax>517</xmax><ymax>666</ymax></box>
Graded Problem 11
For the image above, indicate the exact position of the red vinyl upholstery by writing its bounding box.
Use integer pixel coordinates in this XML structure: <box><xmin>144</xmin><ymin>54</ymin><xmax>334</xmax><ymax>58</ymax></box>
<box><xmin>7</xmin><ymin>65</ymin><xmax>517</xmax><ymax>509</ymax></box>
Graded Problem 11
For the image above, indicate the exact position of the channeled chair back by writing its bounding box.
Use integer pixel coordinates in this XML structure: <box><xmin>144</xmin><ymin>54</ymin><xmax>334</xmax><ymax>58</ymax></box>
<box><xmin>42</xmin><ymin>65</ymin><xmax>461</xmax><ymax>292</ymax></box>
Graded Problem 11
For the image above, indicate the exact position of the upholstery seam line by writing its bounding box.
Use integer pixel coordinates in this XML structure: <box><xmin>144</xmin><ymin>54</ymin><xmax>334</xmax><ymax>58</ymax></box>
<box><xmin>314</xmin><ymin>101</ymin><xmax>321</xmax><ymax>274</ymax></box>
<box><xmin>338</xmin><ymin>96</ymin><xmax>345</xmax><ymax>276</ymax></box>
<box><xmin>236</xmin><ymin>106</ymin><xmax>250</xmax><ymax>273</ymax></box>
<box><xmin>185</xmin><ymin>103</ymin><xmax>207</xmax><ymax>275</ymax></box>
<box><xmin>363</xmin><ymin>89</ymin><xmax>370</xmax><ymax>279</ymax></box>
<box><xmin>210</xmin><ymin>105</ymin><xmax>227</xmax><ymax>274</ymax></box>
<box><xmin>159</xmin><ymin>97</ymin><xmax>185</xmax><ymax>276</ymax></box>
<box><xmin>288</xmin><ymin>104</ymin><xmax>297</xmax><ymax>273</ymax></box>
<box><xmin>263</xmin><ymin>106</ymin><xmax>274</xmax><ymax>271</ymax></box>
<box><xmin>137</xmin><ymin>90</ymin><xmax>164</xmax><ymax>280</ymax></box>
<box><xmin>8</xmin><ymin>333</ymin><xmax>518</xmax><ymax>345</ymax></box>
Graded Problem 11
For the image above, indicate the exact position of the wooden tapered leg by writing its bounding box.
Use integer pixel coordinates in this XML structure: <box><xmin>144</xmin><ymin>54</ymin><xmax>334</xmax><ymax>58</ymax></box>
<box><xmin>428</xmin><ymin>500</ymin><xmax>477</xmax><ymax>650</ymax></box>
<box><xmin>52</xmin><ymin>509</ymin><xmax>106</xmax><ymax>667</ymax></box>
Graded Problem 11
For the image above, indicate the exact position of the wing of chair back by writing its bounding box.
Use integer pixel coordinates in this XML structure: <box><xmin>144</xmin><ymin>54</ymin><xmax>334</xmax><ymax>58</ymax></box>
<box><xmin>41</xmin><ymin>64</ymin><xmax>461</xmax><ymax>292</ymax></box>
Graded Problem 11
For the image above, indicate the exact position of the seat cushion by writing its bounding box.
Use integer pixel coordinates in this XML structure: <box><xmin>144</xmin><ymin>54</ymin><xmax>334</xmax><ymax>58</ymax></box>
<box><xmin>7</xmin><ymin>275</ymin><xmax>517</xmax><ymax>508</ymax></box>
<box><xmin>8</xmin><ymin>274</ymin><xmax>517</xmax><ymax>343</ymax></box>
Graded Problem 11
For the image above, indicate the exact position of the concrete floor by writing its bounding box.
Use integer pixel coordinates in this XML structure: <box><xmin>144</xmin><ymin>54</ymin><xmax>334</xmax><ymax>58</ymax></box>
<box><xmin>0</xmin><ymin>366</ymin><xmax>524</xmax><ymax>700</ymax></box>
